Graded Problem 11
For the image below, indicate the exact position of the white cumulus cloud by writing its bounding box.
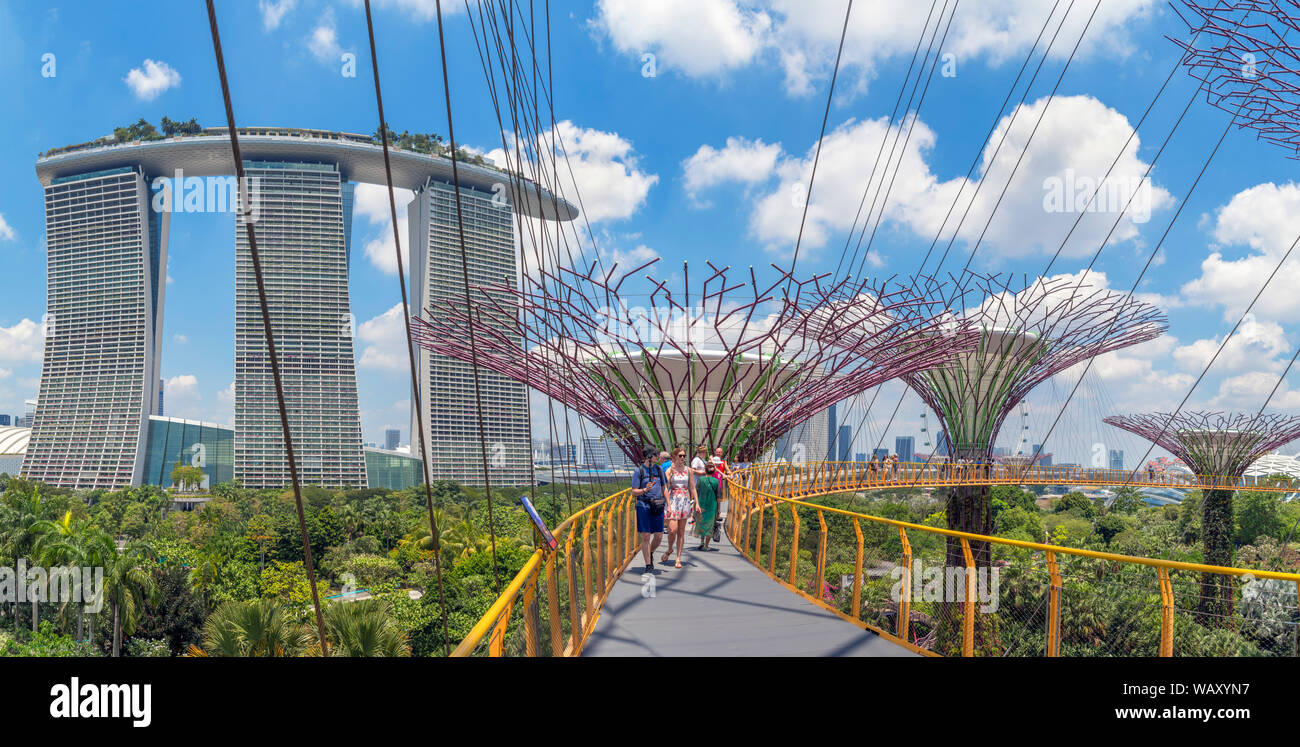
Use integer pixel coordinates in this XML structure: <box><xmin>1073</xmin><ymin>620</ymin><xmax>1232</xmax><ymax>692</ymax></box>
<box><xmin>124</xmin><ymin>59</ymin><xmax>181</xmax><ymax>101</ymax></box>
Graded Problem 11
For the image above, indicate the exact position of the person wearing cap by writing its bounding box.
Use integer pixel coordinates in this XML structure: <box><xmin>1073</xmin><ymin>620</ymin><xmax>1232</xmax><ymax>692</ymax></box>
<box><xmin>691</xmin><ymin>445</ymin><xmax>709</xmax><ymax>476</ymax></box>
<box><xmin>631</xmin><ymin>447</ymin><xmax>667</xmax><ymax>574</ymax></box>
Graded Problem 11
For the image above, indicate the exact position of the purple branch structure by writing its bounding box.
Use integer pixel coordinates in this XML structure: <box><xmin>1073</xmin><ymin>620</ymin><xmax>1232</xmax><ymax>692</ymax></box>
<box><xmin>1104</xmin><ymin>409</ymin><xmax>1300</xmax><ymax>617</ymax></box>
<box><xmin>1170</xmin><ymin>1</ymin><xmax>1300</xmax><ymax>157</ymax></box>
<box><xmin>409</xmin><ymin>260</ymin><xmax>978</xmax><ymax>463</ymax></box>
<box><xmin>904</xmin><ymin>272</ymin><xmax>1168</xmax><ymax>460</ymax></box>
<box><xmin>1103</xmin><ymin>411</ymin><xmax>1300</xmax><ymax>479</ymax></box>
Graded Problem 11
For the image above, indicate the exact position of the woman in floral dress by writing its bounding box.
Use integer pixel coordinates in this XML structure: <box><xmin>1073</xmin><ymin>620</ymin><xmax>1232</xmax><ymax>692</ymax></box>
<box><xmin>661</xmin><ymin>446</ymin><xmax>698</xmax><ymax>569</ymax></box>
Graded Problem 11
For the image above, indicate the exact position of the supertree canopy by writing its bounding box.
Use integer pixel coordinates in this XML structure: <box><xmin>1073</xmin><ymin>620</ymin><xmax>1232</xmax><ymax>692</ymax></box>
<box><xmin>1170</xmin><ymin>1</ymin><xmax>1300</xmax><ymax>158</ymax></box>
<box><xmin>1103</xmin><ymin>411</ymin><xmax>1300</xmax><ymax>479</ymax></box>
<box><xmin>904</xmin><ymin>272</ymin><xmax>1169</xmax><ymax>460</ymax></box>
<box><xmin>1104</xmin><ymin>411</ymin><xmax>1300</xmax><ymax>621</ymax></box>
<box><xmin>903</xmin><ymin>271</ymin><xmax>1167</xmax><ymax>656</ymax></box>
<box><xmin>409</xmin><ymin>260</ymin><xmax>977</xmax><ymax>463</ymax></box>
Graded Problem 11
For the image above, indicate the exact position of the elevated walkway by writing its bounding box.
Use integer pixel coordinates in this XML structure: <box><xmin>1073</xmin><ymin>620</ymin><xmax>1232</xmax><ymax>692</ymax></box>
<box><xmin>583</xmin><ymin>530</ymin><xmax>915</xmax><ymax>657</ymax></box>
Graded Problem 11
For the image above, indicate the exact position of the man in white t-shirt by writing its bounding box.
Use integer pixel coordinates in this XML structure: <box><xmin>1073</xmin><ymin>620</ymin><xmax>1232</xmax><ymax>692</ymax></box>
<box><xmin>691</xmin><ymin>445</ymin><xmax>709</xmax><ymax>476</ymax></box>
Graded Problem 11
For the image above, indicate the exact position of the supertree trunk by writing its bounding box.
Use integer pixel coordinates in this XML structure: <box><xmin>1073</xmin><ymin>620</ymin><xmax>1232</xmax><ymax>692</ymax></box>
<box><xmin>1199</xmin><ymin>488</ymin><xmax>1234</xmax><ymax>624</ymax></box>
<box><xmin>933</xmin><ymin>483</ymin><xmax>1001</xmax><ymax>656</ymax></box>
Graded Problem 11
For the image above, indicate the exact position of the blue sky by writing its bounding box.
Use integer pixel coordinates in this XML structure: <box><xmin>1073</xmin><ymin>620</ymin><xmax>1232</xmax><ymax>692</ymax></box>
<box><xmin>1</xmin><ymin>0</ymin><xmax>1298</xmax><ymax>466</ymax></box>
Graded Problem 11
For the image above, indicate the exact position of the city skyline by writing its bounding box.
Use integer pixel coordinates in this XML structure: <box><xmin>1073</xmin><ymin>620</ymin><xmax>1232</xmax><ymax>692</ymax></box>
<box><xmin>2</xmin><ymin>3</ymin><xmax>1300</xmax><ymax>468</ymax></box>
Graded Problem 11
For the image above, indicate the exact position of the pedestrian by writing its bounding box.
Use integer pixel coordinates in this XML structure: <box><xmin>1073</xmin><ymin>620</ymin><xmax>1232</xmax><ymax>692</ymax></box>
<box><xmin>711</xmin><ymin>447</ymin><xmax>729</xmax><ymax>539</ymax></box>
<box><xmin>661</xmin><ymin>446</ymin><xmax>699</xmax><ymax>569</ymax></box>
<box><xmin>694</xmin><ymin>462</ymin><xmax>720</xmax><ymax>552</ymax></box>
<box><xmin>692</xmin><ymin>445</ymin><xmax>709</xmax><ymax>476</ymax></box>
<box><xmin>631</xmin><ymin>447</ymin><xmax>666</xmax><ymax>574</ymax></box>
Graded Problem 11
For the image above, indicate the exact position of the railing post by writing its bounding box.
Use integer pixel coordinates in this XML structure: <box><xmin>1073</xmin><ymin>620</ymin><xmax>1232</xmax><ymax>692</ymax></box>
<box><xmin>960</xmin><ymin>537</ymin><xmax>975</xmax><ymax>657</ymax></box>
<box><xmin>595</xmin><ymin>508</ymin><xmax>607</xmax><ymax>601</ymax></box>
<box><xmin>582</xmin><ymin>515</ymin><xmax>595</xmax><ymax>612</ymax></box>
<box><xmin>1046</xmin><ymin>550</ymin><xmax>1061</xmax><ymax>658</ymax></box>
<box><xmin>1158</xmin><ymin>567</ymin><xmax>1174</xmax><ymax>657</ymax></box>
<box><xmin>815</xmin><ymin>510</ymin><xmax>828</xmax><ymax>602</ymax></box>
<box><xmin>788</xmin><ymin>506</ymin><xmax>800</xmax><ymax>585</ymax></box>
<box><xmin>546</xmin><ymin>552</ymin><xmax>562</xmax><ymax>657</ymax></box>
<box><xmin>852</xmin><ymin>518</ymin><xmax>864</xmax><ymax>621</ymax></box>
<box><xmin>488</xmin><ymin>601</ymin><xmax>512</xmax><ymax>657</ymax></box>
<box><xmin>522</xmin><ymin>569</ymin><xmax>540</xmax><ymax>657</ymax></box>
<box><xmin>769</xmin><ymin>499</ymin><xmax>780</xmax><ymax>574</ymax></box>
<box><xmin>897</xmin><ymin>526</ymin><xmax>911</xmax><ymax>640</ymax></box>
<box><xmin>754</xmin><ymin>499</ymin><xmax>765</xmax><ymax>564</ymax></box>
<box><xmin>565</xmin><ymin>532</ymin><xmax>579</xmax><ymax>653</ymax></box>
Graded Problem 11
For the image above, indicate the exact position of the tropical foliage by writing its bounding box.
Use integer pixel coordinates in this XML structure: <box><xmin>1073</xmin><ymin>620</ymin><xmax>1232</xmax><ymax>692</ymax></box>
<box><xmin>0</xmin><ymin>472</ymin><xmax>604</xmax><ymax>656</ymax></box>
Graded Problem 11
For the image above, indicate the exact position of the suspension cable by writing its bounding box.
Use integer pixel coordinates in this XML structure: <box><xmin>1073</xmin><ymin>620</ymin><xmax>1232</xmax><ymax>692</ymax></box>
<box><xmin>203</xmin><ymin>0</ymin><xmax>328</xmax><ymax>656</ymax></box>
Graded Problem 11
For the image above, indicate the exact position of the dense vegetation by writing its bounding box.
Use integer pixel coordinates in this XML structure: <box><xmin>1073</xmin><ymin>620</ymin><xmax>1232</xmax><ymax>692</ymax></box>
<box><xmin>775</xmin><ymin>483</ymin><xmax>1300</xmax><ymax>656</ymax></box>
<box><xmin>0</xmin><ymin>472</ymin><xmax>610</xmax><ymax>657</ymax></box>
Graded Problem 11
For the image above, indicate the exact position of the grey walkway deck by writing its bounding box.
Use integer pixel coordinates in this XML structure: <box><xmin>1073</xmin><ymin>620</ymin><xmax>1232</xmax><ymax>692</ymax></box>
<box><xmin>582</xmin><ymin>529</ymin><xmax>916</xmax><ymax>657</ymax></box>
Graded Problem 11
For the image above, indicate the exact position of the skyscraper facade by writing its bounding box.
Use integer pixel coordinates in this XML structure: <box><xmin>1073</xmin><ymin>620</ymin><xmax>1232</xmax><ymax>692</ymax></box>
<box><xmin>409</xmin><ymin>180</ymin><xmax>532</xmax><ymax>487</ymax></box>
<box><xmin>23</xmin><ymin>168</ymin><xmax>167</xmax><ymax>488</ymax></box>
<box><xmin>837</xmin><ymin>425</ymin><xmax>851</xmax><ymax>462</ymax></box>
<box><xmin>234</xmin><ymin>162</ymin><xmax>366</xmax><ymax>488</ymax></box>
<box><xmin>385</xmin><ymin>429</ymin><xmax>400</xmax><ymax>451</ymax></box>
<box><xmin>1109</xmin><ymin>449</ymin><xmax>1124</xmax><ymax>471</ymax></box>
<box><xmin>768</xmin><ymin>407</ymin><xmax>831</xmax><ymax>463</ymax></box>
<box><xmin>29</xmin><ymin>128</ymin><xmax>574</xmax><ymax>491</ymax></box>
<box><xmin>895</xmin><ymin>436</ymin><xmax>915</xmax><ymax>463</ymax></box>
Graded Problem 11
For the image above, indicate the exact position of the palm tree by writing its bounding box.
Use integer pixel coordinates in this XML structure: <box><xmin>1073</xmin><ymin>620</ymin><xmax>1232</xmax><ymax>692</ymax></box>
<box><xmin>96</xmin><ymin>539</ymin><xmax>160</xmax><ymax>657</ymax></box>
<box><xmin>194</xmin><ymin>599</ymin><xmax>311</xmax><ymax>657</ymax></box>
<box><xmin>0</xmin><ymin>486</ymin><xmax>55</xmax><ymax>631</ymax></box>
<box><xmin>318</xmin><ymin>599</ymin><xmax>410</xmax><ymax>657</ymax></box>
<box><xmin>30</xmin><ymin>512</ymin><xmax>107</xmax><ymax>640</ymax></box>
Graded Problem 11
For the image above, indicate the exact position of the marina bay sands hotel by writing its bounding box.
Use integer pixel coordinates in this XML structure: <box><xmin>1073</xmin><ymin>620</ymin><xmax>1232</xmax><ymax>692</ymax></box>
<box><xmin>22</xmin><ymin>128</ymin><xmax>576</xmax><ymax>490</ymax></box>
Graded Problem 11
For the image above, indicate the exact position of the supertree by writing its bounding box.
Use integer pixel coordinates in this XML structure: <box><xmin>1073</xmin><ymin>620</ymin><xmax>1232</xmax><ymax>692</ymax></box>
<box><xmin>902</xmin><ymin>271</ymin><xmax>1168</xmax><ymax>654</ymax></box>
<box><xmin>1170</xmin><ymin>1</ymin><xmax>1300</xmax><ymax>158</ymax></box>
<box><xmin>409</xmin><ymin>260</ymin><xmax>977</xmax><ymax>465</ymax></box>
<box><xmin>1103</xmin><ymin>411</ymin><xmax>1300</xmax><ymax>622</ymax></box>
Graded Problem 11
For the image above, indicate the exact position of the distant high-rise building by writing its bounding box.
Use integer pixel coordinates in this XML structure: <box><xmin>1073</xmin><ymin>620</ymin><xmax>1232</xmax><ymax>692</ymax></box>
<box><xmin>410</xmin><ymin>180</ymin><xmax>532</xmax><ymax>487</ymax></box>
<box><xmin>26</xmin><ymin>127</ymin><xmax>568</xmax><ymax>490</ymax></box>
<box><xmin>1109</xmin><ymin>449</ymin><xmax>1124</xmax><ymax>471</ymax></box>
<box><xmin>581</xmin><ymin>437</ymin><xmax>631</xmax><ymax>469</ymax></box>
<box><xmin>770</xmin><ymin>407</ymin><xmax>831</xmax><ymax>463</ymax></box>
<box><xmin>0</xmin><ymin>415</ymin><xmax>9</xmax><ymax>427</ymax></box>
<box><xmin>234</xmin><ymin>162</ymin><xmax>366</xmax><ymax>489</ymax></box>
<box><xmin>873</xmin><ymin>448</ymin><xmax>889</xmax><ymax>460</ymax></box>
<box><xmin>23</xmin><ymin>167</ymin><xmax>166</xmax><ymax>488</ymax></box>
<box><xmin>855</xmin><ymin>452</ymin><xmax>867</xmax><ymax>463</ymax></box>
<box><xmin>385</xmin><ymin>429</ymin><xmax>400</xmax><ymax>451</ymax></box>
<box><xmin>828</xmin><ymin>402</ymin><xmax>838</xmax><ymax>458</ymax></box>
<box><xmin>936</xmin><ymin>429</ymin><xmax>951</xmax><ymax>457</ymax></box>
<box><xmin>895</xmin><ymin>436</ymin><xmax>915</xmax><ymax>463</ymax></box>
<box><xmin>836</xmin><ymin>425</ymin><xmax>851</xmax><ymax>461</ymax></box>
<box><xmin>550</xmin><ymin>443</ymin><xmax>578</xmax><ymax>466</ymax></box>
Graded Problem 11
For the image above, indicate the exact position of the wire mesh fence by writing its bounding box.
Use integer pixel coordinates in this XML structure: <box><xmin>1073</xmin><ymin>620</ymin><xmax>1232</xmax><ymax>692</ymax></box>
<box><xmin>725</xmin><ymin>464</ymin><xmax>1300</xmax><ymax>658</ymax></box>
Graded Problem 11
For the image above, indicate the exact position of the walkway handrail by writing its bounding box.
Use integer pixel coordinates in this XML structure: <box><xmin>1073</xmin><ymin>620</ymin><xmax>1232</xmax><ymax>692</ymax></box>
<box><xmin>725</xmin><ymin>463</ymin><xmax>1300</xmax><ymax>657</ymax></box>
<box><xmin>740</xmin><ymin>459</ymin><xmax>1298</xmax><ymax>494</ymax></box>
<box><xmin>451</xmin><ymin>488</ymin><xmax>638</xmax><ymax>657</ymax></box>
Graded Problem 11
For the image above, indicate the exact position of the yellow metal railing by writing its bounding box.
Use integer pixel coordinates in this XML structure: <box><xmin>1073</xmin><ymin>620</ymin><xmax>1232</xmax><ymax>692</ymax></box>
<box><xmin>726</xmin><ymin>463</ymin><xmax>1300</xmax><ymax>657</ymax></box>
<box><xmin>743</xmin><ymin>459</ymin><xmax>1298</xmax><ymax>495</ymax></box>
<box><xmin>451</xmin><ymin>489</ymin><xmax>637</xmax><ymax>657</ymax></box>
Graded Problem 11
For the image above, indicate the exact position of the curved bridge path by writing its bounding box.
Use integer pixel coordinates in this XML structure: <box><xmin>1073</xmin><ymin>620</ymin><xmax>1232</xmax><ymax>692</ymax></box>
<box><xmin>582</xmin><ymin>524</ymin><xmax>915</xmax><ymax>657</ymax></box>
